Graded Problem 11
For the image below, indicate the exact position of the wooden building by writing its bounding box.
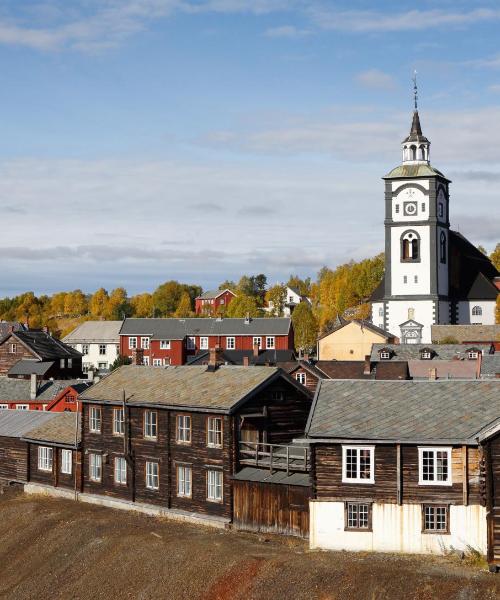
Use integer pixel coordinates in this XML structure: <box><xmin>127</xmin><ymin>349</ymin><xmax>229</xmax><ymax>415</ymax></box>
<box><xmin>119</xmin><ymin>317</ymin><xmax>294</xmax><ymax>366</ymax></box>
<box><xmin>195</xmin><ymin>289</ymin><xmax>236</xmax><ymax>316</ymax></box>
<box><xmin>0</xmin><ymin>330</ymin><xmax>82</xmax><ymax>379</ymax></box>
<box><xmin>305</xmin><ymin>379</ymin><xmax>500</xmax><ymax>560</ymax></box>
<box><xmin>78</xmin><ymin>364</ymin><xmax>312</xmax><ymax>521</ymax></box>
<box><xmin>0</xmin><ymin>377</ymin><xmax>90</xmax><ymax>411</ymax></box>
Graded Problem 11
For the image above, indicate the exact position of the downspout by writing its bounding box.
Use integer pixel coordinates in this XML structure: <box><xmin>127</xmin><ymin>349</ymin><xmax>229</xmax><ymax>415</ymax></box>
<box><xmin>73</xmin><ymin>397</ymin><xmax>79</xmax><ymax>501</ymax></box>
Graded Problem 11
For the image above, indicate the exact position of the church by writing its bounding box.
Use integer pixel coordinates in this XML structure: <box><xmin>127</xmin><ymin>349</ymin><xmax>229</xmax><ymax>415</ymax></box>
<box><xmin>371</xmin><ymin>98</ymin><xmax>499</xmax><ymax>344</ymax></box>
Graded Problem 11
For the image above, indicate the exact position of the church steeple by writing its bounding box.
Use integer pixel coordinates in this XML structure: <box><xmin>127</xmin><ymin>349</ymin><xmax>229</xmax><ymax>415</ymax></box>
<box><xmin>401</xmin><ymin>73</ymin><xmax>430</xmax><ymax>164</ymax></box>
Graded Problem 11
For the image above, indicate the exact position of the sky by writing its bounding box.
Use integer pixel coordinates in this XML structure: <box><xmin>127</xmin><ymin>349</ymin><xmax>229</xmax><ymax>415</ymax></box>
<box><xmin>1</xmin><ymin>0</ymin><xmax>500</xmax><ymax>296</ymax></box>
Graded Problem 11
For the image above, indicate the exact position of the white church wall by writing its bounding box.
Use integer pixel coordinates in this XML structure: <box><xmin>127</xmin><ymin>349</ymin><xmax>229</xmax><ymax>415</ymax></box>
<box><xmin>371</xmin><ymin>302</ymin><xmax>385</xmax><ymax>330</ymax></box>
<box><xmin>391</xmin><ymin>226</ymin><xmax>430</xmax><ymax>296</ymax></box>
<box><xmin>387</xmin><ymin>300</ymin><xmax>434</xmax><ymax>343</ymax></box>
<box><xmin>457</xmin><ymin>301</ymin><xmax>496</xmax><ymax>326</ymax></box>
<box><xmin>437</xmin><ymin>226</ymin><xmax>449</xmax><ymax>296</ymax></box>
<box><xmin>392</xmin><ymin>182</ymin><xmax>429</xmax><ymax>223</ymax></box>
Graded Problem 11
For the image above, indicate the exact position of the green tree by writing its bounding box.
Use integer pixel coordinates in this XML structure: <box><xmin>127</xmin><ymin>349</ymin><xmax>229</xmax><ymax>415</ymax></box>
<box><xmin>90</xmin><ymin>288</ymin><xmax>109</xmax><ymax>318</ymax></box>
<box><xmin>110</xmin><ymin>354</ymin><xmax>132</xmax><ymax>371</ymax></box>
<box><xmin>265</xmin><ymin>284</ymin><xmax>286</xmax><ymax>317</ymax></box>
<box><xmin>174</xmin><ymin>292</ymin><xmax>193</xmax><ymax>318</ymax></box>
<box><xmin>291</xmin><ymin>301</ymin><xmax>318</xmax><ymax>354</ymax></box>
<box><xmin>226</xmin><ymin>294</ymin><xmax>260</xmax><ymax>318</ymax></box>
<box><xmin>490</xmin><ymin>243</ymin><xmax>500</xmax><ymax>271</ymax></box>
<box><xmin>152</xmin><ymin>280</ymin><xmax>199</xmax><ymax>316</ymax></box>
<box><xmin>287</xmin><ymin>275</ymin><xmax>311</xmax><ymax>297</ymax></box>
<box><xmin>218</xmin><ymin>280</ymin><xmax>236</xmax><ymax>291</ymax></box>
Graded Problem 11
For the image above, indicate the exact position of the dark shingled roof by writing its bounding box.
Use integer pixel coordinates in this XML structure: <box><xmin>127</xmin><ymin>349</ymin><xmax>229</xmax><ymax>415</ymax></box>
<box><xmin>371</xmin><ymin>343</ymin><xmax>492</xmax><ymax>362</ymax></box>
<box><xmin>432</xmin><ymin>324</ymin><xmax>500</xmax><ymax>343</ymax></box>
<box><xmin>79</xmin><ymin>365</ymin><xmax>299</xmax><ymax>413</ymax></box>
<box><xmin>402</xmin><ymin>110</ymin><xmax>429</xmax><ymax>144</ymax></box>
<box><xmin>120</xmin><ymin>317</ymin><xmax>291</xmax><ymax>339</ymax></box>
<box><xmin>186</xmin><ymin>349</ymin><xmax>296</xmax><ymax>366</ymax></box>
<box><xmin>196</xmin><ymin>289</ymin><xmax>234</xmax><ymax>300</ymax></box>
<box><xmin>7</xmin><ymin>361</ymin><xmax>54</xmax><ymax>376</ymax></box>
<box><xmin>8</xmin><ymin>331</ymin><xmax>82</xmax><ymax>360</ymax></box>
<box><xmin>22</xmin><ymin>412</ymin><xmax>80</xmax><ymax>447</ymax></box>
<box><xmin>233</xmin><ymin>467</ymin><xmax>310</xmax><ymax>487</ymax></box>
<box><xmin>314</xmin><ymin>361</ymin><xmax>410</xmax><ymax>380</ymax></box>
<box><xmin>0</xmin><ymin>378</ymin><xmax>85</xmax><ymax>402</ymax></box>
<box><xmin>0</xmin><ymin>321</ymin><xmax>26</xmax><ymax>341</ymax></box>
<box><xmin>481</xmin><ymin>354</ymin><xmax>500</xmax><ymax>379</ymax></box>
<box><xmin>306</xmin><ymin>379</ymin><xmax>500</xmax><ymax>444</ymax></box>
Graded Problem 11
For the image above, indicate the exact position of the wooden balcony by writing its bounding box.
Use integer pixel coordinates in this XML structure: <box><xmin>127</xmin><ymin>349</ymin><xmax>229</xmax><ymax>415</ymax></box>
<box><xmin>238</xmin><ymin>441</ymin><xmax>310</xmax><ymax>474</ymax></box>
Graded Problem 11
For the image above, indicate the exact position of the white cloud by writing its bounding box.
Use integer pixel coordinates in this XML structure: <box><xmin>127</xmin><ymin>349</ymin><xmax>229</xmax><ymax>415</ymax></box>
<box><xmin>264</xmin><ymin>25</ymin><xmax>310</xmax><ymax>38</ymax></box>
<box><xmin>488</xmin><ymin>84</ymin><xmax>500</xmax><ymax>92</ymax></box>
<box><xmin>355</xmin><ymin>69</ymin><xmax>396</xmax><ymax>90</ymax></box>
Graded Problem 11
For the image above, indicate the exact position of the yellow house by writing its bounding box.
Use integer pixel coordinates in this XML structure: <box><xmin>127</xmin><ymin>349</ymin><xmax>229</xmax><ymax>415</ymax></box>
<box><xmin>318</xmin><ymin>319</ymin><xmax>398</xmax><ymax>361</ymax></box>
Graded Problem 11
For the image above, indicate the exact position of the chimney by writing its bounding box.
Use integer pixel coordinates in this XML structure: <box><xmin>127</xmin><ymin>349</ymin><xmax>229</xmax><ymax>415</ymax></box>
<box><xmin>209</xmin><ymin>346</ymin><xmax>222</xmax><ymax>368</ymax></box>
<box><xmin>253</xmin><ymin>343</ymin><xmax>259</xmax><ymax>358</ymax></box>
<box><xmin>87</xmin><ymin>368</ymin><xmax>94</xmax><ymax>383</ymax></box>
<box><xmin>243</xmin><ymin>355</ymin><xmax>250</xmax><ymax>367</ymax></box>
<box><xmin>363</xmin><ymin>355</ymin><xmax>371</xmax><ymax>376</ymax></box>
<box><xmin>304</xmin><ymin>353</ymin><xmax>309</xmax><ymax>363</ymax></box>
<box><xmin>132</xmin><ymin>348</ymin><xmax>144</xmax><ymax>366</ymax></box>
<box><xmin>429</xmin><ymin>367</ymin><xmax>438</xmax><ymax>381</ymax></box>
<box><xmin>30</xmin><ymin>373</ymin><xmax>37</xmax><ymax>400</ymax></box>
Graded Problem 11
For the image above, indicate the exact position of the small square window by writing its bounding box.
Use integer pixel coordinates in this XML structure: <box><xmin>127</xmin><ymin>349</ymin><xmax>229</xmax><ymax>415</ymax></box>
<box><xmin>141</xmin><ymin>337</ymin><xmax>150</xmax><ymax>350</ymax></box>
<box><xmin>252</xmin><ymin>337</ymin><xmax>262</xmax><ymax>349</ymax></box>
<box><xmin>160</xmin><ymin>340</ymin><xmax>171</xmax><ymax>350</ymax></box>
<box><xmin>129</xmin><ymin>337</ymin><xmax>137</xmax><ymax>350</ymax></box>
<box><xmin>200</xmin><ymin>337</ymin><xmax>209</xmax><ymax>350</ymax></box>
<box><xmin>9</xmin><ymin>343</ymin><xmax>17</xmax><ymax>354</ymax></box>
<box><xmin>345</xmin><ymin>502</ymin><xmax>371</xmax><ymax>530</ymax></box>
<box><xmin>296</xmin><ymin>372</ymin><xmax>306</xmax><ymax>385</ymax></box>
<box><xmin>99</xmin><ymin>344</ymin><xmax>106</xmax><ymax>355</ymax></box>
<box><xmin>266</xmin><ymin>336</ymin><xmax>275</xmax><ymax>350</ymax></box>
<box><xmin>423</xmin><ymin>504</ymin><xmax>449</xmax><ymax>533</ymax></box>
<box><xmin>226</xmin><ymin>337</ymin><xmax>235</xmax><ymax>350</ymax></box>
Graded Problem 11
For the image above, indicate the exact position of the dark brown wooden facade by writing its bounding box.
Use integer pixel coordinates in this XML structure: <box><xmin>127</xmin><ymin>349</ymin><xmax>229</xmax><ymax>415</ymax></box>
<box><xmin>484</xmin><ymin>431</ymin><xmax>500</xmax><ymax>571</ymax></box>
<box><xmin>0</xmin><ymin>437</ymin><xmax>29</xmax><ymax>483</ymax></box>
<box><xmin>27</xmin><ymin>444</ymin><xmax>81</xmax><ymax>491</ymax></box>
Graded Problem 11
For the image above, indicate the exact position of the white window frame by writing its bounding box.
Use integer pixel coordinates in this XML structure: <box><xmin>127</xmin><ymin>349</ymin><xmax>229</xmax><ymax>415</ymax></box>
<box><xmin>186</xmin><ymin>336</ymin><xmax>196</xmax><ymax>350</ymax></box>
<box><xmin>98</xmin><ymin>362</ymin><xmax>108</xmax><ymax>370</ymax></box>
<box><xmin>146</xmin><ymin>461</ymin><xmax>159</xmax><ymax>490</ymax></box>
<box><xmin>61</xmin><ymin>449</ymin><xmax>72</xmax><ymax>475</ymax></box>
<box><xmin>82</xmin><ymin>344</ymin><xmax>89</xmax><ymax>355</ymax></box>
<box><xmin>341</xmin><ymin>445</ymin><xmax>375</xmax><ymax>484</ymax></box>
<box><xmin>99</xmin><ymin>344</ymin><xmax>106</xmax><ymax>355</ymax></box>
<box><xmin>421</xmin><ymin>351</ymin><xmax>432</xmax><ymax>360</ymax></box>
<box><xmin>16</xmin><ymin>404</ymin><xmax>29</xmax><ymax>410</ymax></box>
<box><xmin>143</xmin><ymin>356</ymin><xmax>150</xmax><ymax>366</ymax></box>
<box><xmin>467</xmin><ymin>351</ymin><xmax>479</xmax><ymax>359</ymax></box>
<box><xmin>89</xmin><ymin>406</ymin><xmax>101</xmax><ymax>433</ymax></box>
<box><xmin>266</xmin><ymin>336</ymin><xmax>275</xmax><ymax>350</ymax></box>
<box><xmin>128</xmin><ymin>337</ymin><xmax>137</xmax><ymax>349</ymax></box>
<box><xmin>207</xmin><ymin>416</ymin><xmax>223</xmax><ymax>448</ymax></box>
<box><xmin>38</xmin><ymin>446</ymin><xmax>53</xmax><ymax>472</ymax></box>
<box><xmin>177</xmin><ymin>464</ymin><xmax>192</xmax><ymax>498</ymax></box>
<box><xmin>200</xmin><ymin>337</ymin><xmax>209</xmax><ymax>350</ymax></box>
<box><xmin>60</xmin><ymin>358</ymin><xmax>65</xmax><ymax>369</ymax></box>
<box><xmin>113</xmin><ymin>408</ymin><xmax>125</xmax><ymax>436</ymax></box>
<box><xmin>380</xmin><ymin>351</ymin><xmax>390</xmax><ymax>360</ymax></box>
<box><xmin>153</xmin><ymin>358</ymin><xmax>162</xmax><ymax>366</ymax></box>
<box><xmin>226</xmin><ymin>336</ymin><xmax>235</xmax><ymax>350</ymax></box>
<box><xmin>0</xmin><ymin>404</ymin><xmax>8</xmax><ymax>410</ymax></box>
<box><xmin>207</xmin><ymin>469</ymin><xmax>223</xmax><ymax>502</ymax></box>
<box><xmin>141</xmin><ymin>337</ymin><xmax>150</xmax><ymax>349</ymax></box>
<box><xmin>9</xmin><ymin>343</ymin><xmax>16</xmax><ymax>354</ymax></box>
<box><xmin>144</xmin><ymin>410</ymin><xmax>158</xmax><ymax>440</ymax></box>
<box><xmin>252</xmin><ymin>336</ymin><xmax>262</xmax><ymax>349</ymax></box>
<box><xmin>114</xmin><ymin>457</ymin><xmax>127</xmax><ymax>485</ymax></box>
<box><xmin>296</xmin><ymin>372</ymin><xmax>307</xmax><ymax>385</ymax></box>
<box><xmin>177</xmin><ymin>414</ymin><xmax>191</xmax><ymax>444</ymax></box>
<box><xmin>89</xmin><ymin>453</ymin><xmax>102</xmax><ymax>482</ymax></box>
<box><xmin>160</xmin><ymin>340</ymin><xmax>171</xmax><ymax>350</ymax></box>
<box><xmin>418</xmin><ymin>447</ymin><xmax>452</xmax><ymax>486</ymax></box>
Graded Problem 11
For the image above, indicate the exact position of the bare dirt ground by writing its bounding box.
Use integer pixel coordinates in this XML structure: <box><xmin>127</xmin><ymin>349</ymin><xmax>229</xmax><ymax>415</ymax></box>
<box><xmin>0</xmin><ymin>488</ymin><xmax>499</xmax><ymax>600</ymax></box>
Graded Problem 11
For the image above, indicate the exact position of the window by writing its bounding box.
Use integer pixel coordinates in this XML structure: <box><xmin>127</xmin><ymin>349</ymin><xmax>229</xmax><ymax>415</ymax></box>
<box><xmin>141</xmin><ymin>337</ymin><xmax>150</xmax><ymax>350</ymax></box>
<box><xmin>378</xmin><ymin>307</ymin><xmax>384</xmax><ymax>317</ymax></box>
<box><xmin>89</xmin><ymin>453</ymin><xmax>102</xmax><ymax>482</ymax></box>
<box><xmin>271</xmin><ymin>390</ymin><xmax>284</xmax><ymax>402</ymax></box>
<box><xmin>418</xmin><ymin>447</ymin><xmax>452</xmax><ymax>485</ymax></box>
<box><xmin>16</xmin><ymin>404</ymin><xmax>29</xmax><ymax>410</ymax></box>
<box><xmin>226</xmin><ymin>337</ymin><xmax>235</xmax><ymax>350</ymax></box>
<box><xmin>160</xmin><ymin>340</ymin><xmax>171</xmax><ymax>349</ymax></box>
<box><xmin>200</xmin><ymin>337</ymin><xmax>209</xmax><ymax>350</ymax></box>
<box><xmin>379</xmin><ymin>351</ymin><xmax>390</xmax><ymax>360</ymax></box>
<box><xmin>89</xmin><ymin>406</ymin><xmax>101</xmax><ymax>433</ymax></box>
<box><xmin>83</xmin><ymin>363</ymin><xmax>90</xmax><ymax>374</ymax></box>
<box><xmin>395</xmin><ymin>204</ymin><xmax>399</xmax><ymax>214</ymax></box>
<box><xmin>144</xmin><ymin>410</ymin><xmax>158</xmax><ymax>439</ymax></box>
<box><xmin>113</xmin><ymin>408</ymin><xmax>125</xmax><ymax>435</ymax></box>
<box><xmin>61</xmin><ymin>449</ymin><xmax>72</xmax><ymax>475</ymax></box>
<box><xmin>98</xmin><ymin>362</ymin><xmax>107</xmax><ymax>370</ymax></box>
<box><xmin>401</xmin><ymin>230</ymin><xmax>420</xmax><ymax>261</ymax></box>
<box><xmin>129</xmin><ymin>337</ymin><xmax>137</xmax><ymax>349</ymax></box>
<box><xmin>207</xmin><ymin>469</ymin><xmax>223</xmax><ymax>502</ymax></box>
<box><xmin>143</xmin><ymin>356</ymin><xmax>150</xmax><ymax>366</ymax></box>
<box><xmin>421</xmin><ymin>202</ymin><xmax>425</xmax><ymax>212</ymax></box>
<box><xmin>414</xmin><ymin>275</ymin><xmax>418</xmax><ymax>284</ymax></box>
<box><xmin>403</xmin><ymin>275</ymin><xmax>408</xmax><ymax>284</ymax></box>
<box><xmin>408</xmin><ymin>308</ymin><xmax>415</xmax><ymax>319</ymax></box>
<box><xmin>60</xmin><ymin>359</ymin><xmax>65</xmax><ymax>369</ymax></box>
<box><xmin>296</xmin><ymin>372</ymin><xmax>307</xmax><ymax>385</ymax></box>
<box><xmin>146</xmin><ymin>461</ymin><xmax>159</xmax><ymax>490</ymax></box>
<box><xmin>153</xmin><ymin>358</ymin><xmax>162</xmax><ymax>366</ymax></box>
<box><xmin>253</xmin><ymin>336</ymin><xmax>262</xmax><ymax>349</ymax></box>
<box><xmin>97</xmin><ymin>344</ymin><xmax>106</xmax><ymax>356</ymax></box>
<box><xmin>345</xmin><ymin>502</ymin><xmax>371</xmax><ymax>530</ymax></box>
<box><xmin>207</xmin><ymin>417</ymin><xmax>223</xmax><ymax>448</ymax></box>
<box><xmin>472</xmin><ymin>306</ymin><xmax>482</xmax><ymax>317</ymax></box>
<box><xmin>9</xmin><ymin>343</ymin><xmax>16</xmax><ymax>354</ymax></box>
<box><xmin>220</xmin><ymin>298</ymin><xmax>225</xmax><ymax>305</ymax></box>
<box><xmin>186</xmin><ymin>337</ymin><xmax>196</xmax><ymax>350</ymax></box>
<box><xmin>38</xmin><ymin>446</ymin><xmax>53</xmax><ymax>472</ymax></box>
<box><xmin>440</xmin><ymin>232</ymin><xmax>446</xmax><ymax>264</ymax></box>
<box><xmin>177</xmin><ymin>415</ymin><xmax>191</xmax><ymax>444</ymax></box>
<box><xmin>423</xmin><ymin>505</ymin><xmax>449</xmax><ymax>533</ymax></box>
<box><xmin>0</xmin><ymin>404</ymin><xmax>8</xmax><ymax>410</ymax></box>
<box><xmin>438</xmin><ymin>203</ymin><xmax>443</xmax><ymax>218</ymax></box>
<box><xmin>467</xmin><ymin>350</ymin><xmax>479</xmax><ymax>359</ymax></box>
<box><xmin>177</xmin><ymin>464</ymin><xmax>192</xmax><ymax>497</ymax></box>
<box><xmin>266</xmin><ymin>336</ymin><xmax>275</xmax><ymax>350</ymax></box>
<box><xmin>114</xmin><ymin>457</ymin><xmax>127</xmax><ymax>485</ymax></box>
<box><xmin>342</xmin><ymin>446</ymin><xmax>374</xmax><ymax>484</ymax></box>
<box><xmin>82</xmin><ymin>344</ymin><xmax>89</xmax><ymax>355</ymax></box>
<box><xmin>420</xmin><ymin>350</ymin><xmax>432</xmax><ymax>360</ymax></box>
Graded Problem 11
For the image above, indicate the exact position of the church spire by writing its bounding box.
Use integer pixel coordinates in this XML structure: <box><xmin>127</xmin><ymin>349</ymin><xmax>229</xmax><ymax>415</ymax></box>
<box><xmin>401</xmin><ymin>72</ymin><xmax>430</xmax><ymax>164</ymax></box>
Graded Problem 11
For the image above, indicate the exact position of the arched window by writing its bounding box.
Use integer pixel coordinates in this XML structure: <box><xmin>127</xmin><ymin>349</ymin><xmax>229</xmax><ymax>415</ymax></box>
<box><xmin>419</xmin><ymin>145</ymin><xmax>426</xmax><ymax>160</ymax></box>
<box><xmin>472</xmin><ymin>306</ymin><xmax>482</xmax><ymax>316</ymax></box>
<box><xmin>401</xmin><ymin>230</ymin><xmax>420</xmax><ymax>261</ymax></box>
<box><xmin>440</xmin><ymin>231</ymin><xmax>446</xmax><ymax>264</ymax></box>
<box><xmin>410</xmin><ymin>145</ymin><xmax>417</xmax><ymax>160</ymax></box>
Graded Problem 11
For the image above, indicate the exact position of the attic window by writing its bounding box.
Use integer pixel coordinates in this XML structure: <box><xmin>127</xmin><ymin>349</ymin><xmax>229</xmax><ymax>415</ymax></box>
<box><xmin>467</xmin><ymin>350</ymin><xmax>479</xmax><ymax>360</ymax></box>
<box><xmin>420</xmin><ymin>349</ymin><xmax>432</xmax><ymax>360</ymax></box>
<box><xmin>9</xmin><ymin>343</ymin><xmax>17</xmax><ymax>354</ymax></box>
<box><xmin>379</xmin><ymin>350</ymin><xmax>391</xmax><ymax>360</ymax></box>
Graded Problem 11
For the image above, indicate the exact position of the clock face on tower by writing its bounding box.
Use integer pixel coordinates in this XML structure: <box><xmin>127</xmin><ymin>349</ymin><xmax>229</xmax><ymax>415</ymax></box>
<box><xmin>403</xmin><ymin>201</ymin><xmax>418</xmax><ymax>216</ymax></box>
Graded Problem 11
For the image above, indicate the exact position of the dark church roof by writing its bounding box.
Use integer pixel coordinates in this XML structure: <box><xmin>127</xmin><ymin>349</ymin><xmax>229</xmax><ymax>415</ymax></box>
<box><xmin>402</xmin><ymin>110</ymin><xmax>429</xmax><ymax>144</ymax></box>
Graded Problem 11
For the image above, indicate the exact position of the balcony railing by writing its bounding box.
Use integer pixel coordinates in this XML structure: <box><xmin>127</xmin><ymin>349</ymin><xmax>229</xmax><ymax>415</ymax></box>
<box><xmin>239</xmin><ymin>441</ymin><xmax>310</xmax><ymax>474</ymax></box>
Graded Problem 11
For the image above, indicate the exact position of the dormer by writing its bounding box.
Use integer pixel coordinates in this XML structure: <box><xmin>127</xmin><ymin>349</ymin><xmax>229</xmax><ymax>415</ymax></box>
<box><xmin>419</xmin><ymin>347</ymin><xmax>434</xmax><ymax>360</ymax></box>
<box><xmin>379</xmin><ymin>348</ymin><xmax>393</xmax><ymax>360</ymax></box>
<box><xmin>466</xmin><ymin>347</ymin><xmax>481</xmax><ymax>360</ymax></box>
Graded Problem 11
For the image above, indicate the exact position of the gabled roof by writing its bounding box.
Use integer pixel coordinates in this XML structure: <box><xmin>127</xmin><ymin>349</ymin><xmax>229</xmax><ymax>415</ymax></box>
<box><xmin>22</xmin><ymin>412</ymin><xmax>80</xmax><ymax>447</ymax></box>
<box><xmin>186</xmin><ymin>349</ymin><xmax>296</xmax><ymax>366</ymax></box>
<box><xmin>0</xmin><ymin>378</ymin><xmax>85</xmax><ymax>402</ymax></box>
<box><xmin>5</xmin><ymin>331</ymin><xmax>82</xmax><ymax>361</ymax></box>
<box><xmin>196</xmin><ymin>289</ymin><xmax>235</xmax><ymax>300</ymax></box>
<box><xmin>371</xmin><ymin>343</ymin><xmax>492</xmax><ymax>362</ymax></box>
<box><xmin>432</xmin><ymin>324</ymin><xmax>500</xmax><ymax>343</ymax></box>
<box><xmin>7</xmin><ymin>361</ymin><xmax>54</xmax><ymax>376</ymax></box>
<box><xmin>319</xmin><ymin>319</ymin><xmax>394</xmax><ymax>341</ymax></box>
<box><xmin>0</xmin><ymin>321</ymin><xmax>26</xmax><ymax>341</ymax></box>
<box><xmin>407</xmin><ymin>360</ymin><xmax>478</xmax><ymax>380</ymax></box>
<box><xmin>0</xmin><ymin>410</ymin><xmax>58</xmax><ymax>438</ymax></box>
<box><xmin>315</xmin><ymin>361</ymin><xmax>372</xmax><ymax>380</ymax></box>
<box><xmin>119</xmin><ymin>317</ymin><xmax>291</xmax><ymax>339</ymax></box>
<box><xmin>305</xmin><ymin>379</ymin><xmax>500</xmax><ymax>444</ymax></box>
<box><xmin>79</xmin><ymin>365</ymin><xmax>308</xmax><ymax>413</ymax></box>
<box><xmin>63</xmin><ymin>320</ymin><xmax>122</xmax><ymax>343</ymax></box>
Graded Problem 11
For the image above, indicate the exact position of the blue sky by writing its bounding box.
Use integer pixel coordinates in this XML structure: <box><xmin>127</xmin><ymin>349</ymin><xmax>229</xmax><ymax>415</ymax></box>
<box><xmin>1</xmin><ymin>0</ymin><xmax>499</xmax><ymax>295</ymax></box>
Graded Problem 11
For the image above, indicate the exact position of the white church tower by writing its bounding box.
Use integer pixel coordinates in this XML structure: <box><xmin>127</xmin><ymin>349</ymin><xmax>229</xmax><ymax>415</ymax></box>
<box><xmin>371</xmin><ymin>78</ymin><xmax>452</xmax><ymax>343</ymax></box>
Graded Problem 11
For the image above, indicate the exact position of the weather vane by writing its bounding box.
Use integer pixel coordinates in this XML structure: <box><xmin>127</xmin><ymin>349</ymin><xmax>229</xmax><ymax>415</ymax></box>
<box><xmin>412</xmin><ymin>70</ymin><xmax>418</xmax><ymax>111</ymax></box>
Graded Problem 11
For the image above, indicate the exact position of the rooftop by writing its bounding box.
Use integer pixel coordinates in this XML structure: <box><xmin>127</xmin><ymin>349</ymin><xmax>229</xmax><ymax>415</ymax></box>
<box><xmin>6</xmin><ymin>330</ymin><xmax>81</xmax><ymax>361</ymax></box>
<box><xmin>371</xmin><ymin>343</ymin><xmax>492</xmax><ymax>362</ymax></box>
<box><xmin>0</xmin><ymin>410</ymin><xmax>58</xmax><ymax>438</ymax></box>
<box><xmin>63</xmin><ymin>320</ymin><xmax>122</xmax><ymax>343</ymax></box>
<box><xmin>432</xmin><ymin>324</ymin><xmax>500</xmax><ymax>343</ymax></box>
<box><xmin>22</xmin><ymin>412</ymin><xmax>80</xmax><ymax>447</ymax></box>
<box><xmin>0</xmin><ymin>378</ymin><xmax>85</xmax><ymax>402</ymax></box>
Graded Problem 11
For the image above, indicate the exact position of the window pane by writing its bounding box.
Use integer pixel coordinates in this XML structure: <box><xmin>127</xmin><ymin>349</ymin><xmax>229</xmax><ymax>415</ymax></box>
<box><xmin>346</xmin><ymin>449</ymin><xmax>357</xmax><ymax>479</ymax></box>
<box><xmin>359</xmin><ymin>450</ymin><xmax>371</xmax><ymax>479</ymax></box>
<box><xmin>436</xmin><ymin>451</ymin><xmax>448</xmax><ymax>482</ymax></box>
<box><xmin>422</xmin><ymin>450</ymin><xmax>434</xmax><ymax>481</ymax></box>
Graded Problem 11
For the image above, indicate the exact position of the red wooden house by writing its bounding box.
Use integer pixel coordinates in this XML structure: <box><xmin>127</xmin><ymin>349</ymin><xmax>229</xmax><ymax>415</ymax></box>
<box><xmin>119</xmin><ymin>317</ymin><xmax>294</xmax><ymax>366</ymax></box>
<box><xmin>194</xmin><ymin>289</ymin><xmax>236</xmax><ymax>316</ymax></box>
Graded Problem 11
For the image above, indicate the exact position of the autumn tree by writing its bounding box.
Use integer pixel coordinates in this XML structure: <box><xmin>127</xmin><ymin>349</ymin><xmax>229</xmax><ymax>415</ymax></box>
<box><xmin>291</xmin><ymin>301</ymin><xmax>318</xmax><ymax>354</ymax></box>
<box><xmin>64</xmin><ymin>290</ymin><xmax>88</xmax><ymax>316</ymax></box>
<box><xmin>104</xmin><ymin>288</ymin><xmax>130</xmax><ymax>320</ymax></box>
<box><xmin>174</xmin><ymin>292</ymin><xmax>193</xmax><ymax>318</ymax></box>
<box><xmin>130</xmin><ymin>293</ymin><xmax>153</xmax><ymax>317</ymax></box>
<box><xmin>265</xmin><ymin>284</ymin><xmax>286</xmax><ymax>317</ymax></box>
<box><xmin>491</xmin><ymin>243</ymin><xmax>500</xmax><ymax>271</ymax></box>
<box><xmin>287</xmin><ymin>276</ymin><xmax>311</xmax><ymax>297</ymax></box>
<box><xmin>50</xmin><ymin>292</ymin><xmax>67</xmax><ymax>316</ymax></box>
<box><xmin>226</xmin><ymin>294</ymin><xmax>260</xmax><ymax>318</ymax></box>
<box><xmin>496</xmin><ymin>295</ymin><xmax>500</xmax><ymax>325</ymax></box>
<box><xmin>218</xmin><ymin>280</ymin><xmax>236</xmax><ymax>291</ymax></box>
<box><xmin>90</xmin><ymin>288</ymin><xmax>109</xmax><ymax>318</ymax></box>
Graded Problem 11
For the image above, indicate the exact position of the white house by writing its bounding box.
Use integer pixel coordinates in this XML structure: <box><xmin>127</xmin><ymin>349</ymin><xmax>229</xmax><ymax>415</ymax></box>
<box><xmin>63</xmin><ymin>321</ymin><xmax>121</xmax><ymax>376</ymax></box>
<box><xmin>267</xmin><ymin>286</ymin><xmax>312</xmax><ymax>317</ymax></box>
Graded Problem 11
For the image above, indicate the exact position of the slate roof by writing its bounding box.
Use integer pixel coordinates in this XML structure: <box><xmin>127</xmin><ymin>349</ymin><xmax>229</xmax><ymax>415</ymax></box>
<box><xmin>186</xmin><ymin>349</ymin><xmax>296</xmax><ymax>366</ymax></box>
<box><xmin>306</xmin><ymin>379</ymin><xmax>500</xmax><ymax>444</ymax></box>
<box><xmin>7</xmin><ymin>331</ymin><xmax>82</xmax><ymax>360</ymax></box>
<box><xmin>79</xmin><ymin>365</ymin><xmax>290</xmax><ymax>412</ymax></box>
<box><xmin>402</xmin><ymin>110</ymin><xmax>429</xmax><ymax>144</ymax></box>
<box><xmin>63</xmin><ymin>321</ymin><xmax>122</xmax><ymax>343</ymax></box>
<box><xmin>0</xmin><ymin>410</ymin><xmax>58</xmax><ymax>438</ymax></box>
<box><xmin>432</xmin><ymin>324</ymin><xmax>500</xmax><ymax>343</ymax></box>
<box><xmin>371</xmin><ymin>343</ymin><xmax>492</xmax><ymax>362</ymax></box>
<box><xmin>314</xmin><ymin>360</ymin><xmax>410</xmax><ymax>381</ymax></box>
<box><xmin>0</xmin><ymin>321</ymin><xmax>26</xmax><ymax>341</ymax></box>
<box><xmin>119</xmin><ymin>317</ymin><xmax>291</xmax><ymax>339</ymax></box>
<box><xmin>196</xmin><ymin>289</ymin><xmax>234</xmax><ymax>300</ymax></box>
<box><xmin>22</xmin><ymin>412</ymin><xmax>80</xmax><ymax>447</ymax></box>
<box><xmin>7</xmin><ymin>361</ymin><xmax>54</xmax><ymax>376</ymax></box>
<box><xmin>0</xmin><ymin>378</ymin><xmax>84</xmax><ymax>402</ymax></box>
<box><xmin>481</xmin><ymin>354</ymin><xmax>500</xmax><ymax>379</ymax></box>
<box><xmin>407</xmin><ymin>360</ymin><xmax>478</xmax><ymax>380</ymax></box>
<box><xmin>233</xmin><ymin>467</ymin><xmax>310</xmax><ymax>487</ymax></box>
